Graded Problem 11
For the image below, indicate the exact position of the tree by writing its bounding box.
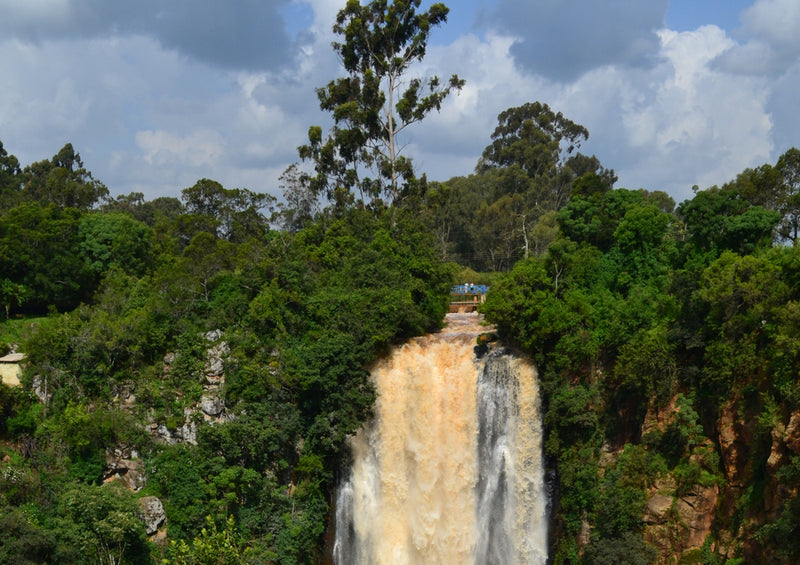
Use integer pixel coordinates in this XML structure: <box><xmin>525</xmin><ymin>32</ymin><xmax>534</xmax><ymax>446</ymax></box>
<box><xmin>426</xmin><ymin>102</ymin><xmax>617</xmax><ymax>270</ymax></box>
<box><xmin>473</xmin><ymin>193</ymin><xmax>527</xmax><ymax>271</ymax></box>
<box><xmin>777</xmin><ymin>147</ymin><xmax>800</xmax><ymax>243</ymax></box>
<box><xmin>725</xmin><ymin>162</ymin><xmax>783</xmax><ymax>210</ymax></box>
<box><xmin>477</xmin><ymin>101</ymin><xmax>613</xmax><ymax>210</ymax></box>
<box><xmin>102</xmin><ymin>191</ymin><xmax>184</xmax><ymax>227</ymax></box>
<box><xmin>20</xmin><ymin>143</ymin><xmax>109</xmax><ymax>209</ymax></box>
<box><xmin>275</xmin><ymin>163</ymin><xmax>318</xmax><ymax>233</ymax></box>
<box><xmin>583</xmin><ymin>532</ymin><xmax>657</xmax><ymax>565</ymax></box>
<box><xmin>299</xmin><ymin>0</ymin><xmax>464</xmax><ymax>209</ymax></box>
<box><xmin>78</xmin><ymin>212</ymin><xmax>153</xmax><ymax>282</ymax></box>
<box><xmin>677</xmin><ymin>186</ymin><xmax>779</xmax><ymax>255</ymax></box>
<box><xmin>0</xmin><ymin>140</ymin><xmax>22</xmax><ymax>207</ymax></box>
<box><xmin>422</xmin><ymin>173</ymin><xmax>498</xmax><ymax>267</ymax></box>
<box><xmin>181</xmin><ymin>179</ymin><xmax>274</xmax><ymax>243</ymax></box>
<box><xmin>166</xmin><ymin>515</ymin><xmax>250</xmax><ymax>565</ymax></box>
<box><xmin>181</xmin><ymin>231</ymin><xmax>236</xmax><ymax>302</ymax></box>
<box><xmin>0</xmin><ymin>278</ymin><xmax>30</xmax><ymax>320</ymax></box>
<box><xmin>722</xmin><ymin>148</ymin><xmax>800</xmax><ymax>244</ymax></box>
<box><xmin>55</xmin><ymin>482</ymin><xmax>149</xmax><ymax>565</ymax></box>
<box><xmin>0</xmin><ymin>202</ymin><xmax>92</xmax><ymax>311</ymax></box>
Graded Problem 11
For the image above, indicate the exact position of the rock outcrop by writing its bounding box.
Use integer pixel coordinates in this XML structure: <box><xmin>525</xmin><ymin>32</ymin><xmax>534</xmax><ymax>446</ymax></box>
<box><xmin>138</xmin><ymin>496</ymin><xmax>166</xmax><ymax>536</ymax></box>
<box><xmin>149</xmin><ymin>330</ymin><xmax>231</xmax><ymax>445</ymax></box>
<box><xmin>103</xmin><ymin>448</ymin><xmax>146</xmax><ymax>491</ymax></box>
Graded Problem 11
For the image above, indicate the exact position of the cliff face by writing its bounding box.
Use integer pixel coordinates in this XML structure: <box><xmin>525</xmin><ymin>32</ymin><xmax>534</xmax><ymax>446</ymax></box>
<box><xmin>92</xmin><ymin>330</ymin><xmax>232</xmax><ymax>543</ymax></box>
<box><xmin>590</xmin><ymin>394</ymin><xmax>800</xmax><ymax>564</ymax></box>
<box><xmin>636</xmin><ymin>395</ymin><xmax>720</xmax><ymax>564</ymax></box>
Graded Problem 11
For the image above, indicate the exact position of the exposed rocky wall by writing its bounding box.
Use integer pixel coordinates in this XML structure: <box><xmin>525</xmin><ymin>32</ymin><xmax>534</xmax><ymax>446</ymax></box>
<box><xmin>99</xmin><ymin>330</ymin><xmax>232</xmax><ymax>540</ymax></box>
<box><xmin>612</xmin><ymin>395</ymin><xmax>800</xmax><ymax>564</ymax></box>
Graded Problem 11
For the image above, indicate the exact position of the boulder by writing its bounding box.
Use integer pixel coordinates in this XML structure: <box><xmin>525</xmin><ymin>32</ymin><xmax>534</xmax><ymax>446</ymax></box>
<box><xmin>31</xmin><ymin>375</ymin><xmax>51</xmax><ymax>404</ymax></box>
<box><xmin>201</xmin><ymin>390</ymin><xmax>224</xmax><ymax>417</ymax></box>
<box><xmin>138</xmin><ymin>496</ymin><xmax>166</xmax><ymax>536</ymax></box>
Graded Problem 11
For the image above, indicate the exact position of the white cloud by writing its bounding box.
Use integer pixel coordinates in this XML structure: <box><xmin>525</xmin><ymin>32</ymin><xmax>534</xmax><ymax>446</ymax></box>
<box><xmin>742</xmin><ymin>0</ymin><xmax>800</xmax><ymax>48</ymax></box>
<box><xmin>608</xmin><ymin>27</ymin><xmax>772</xmax><ymax>199</ymax></box>
<box><xmin>136</xmin><ymin>130</ymin><xmax>225</xmax><ymax>167</ymax></box>
<box><xmin>768</xmin><ymin>60</ymin><xmax>800</xmax><ymax>155</ymax></box>
<box><xmin>0</xmin><ymin>0</ymin><xmax>796</xmax><ymax>209</ymax></box>
<box><xmin>714</xmin><ymin>0</ymin><xmax>800</xmax><ymax>75</ymax></box>
<box><xmin>411</xmin><ymin>23</ymin><xmax>776</xmax><ymax>203</ymax></box>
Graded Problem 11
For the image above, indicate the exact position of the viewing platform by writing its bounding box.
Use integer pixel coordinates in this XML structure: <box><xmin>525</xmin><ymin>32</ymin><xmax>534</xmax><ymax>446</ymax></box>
<box><xmin>450</xmin><ymin>284</ymin><xmax>488</xmax><ymax>313</ymax></box>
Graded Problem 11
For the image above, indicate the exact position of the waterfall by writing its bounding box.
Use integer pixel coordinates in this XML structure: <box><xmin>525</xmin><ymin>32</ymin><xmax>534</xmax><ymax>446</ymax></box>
<box><xmin>333</xmin><ymin>313</ymin><xmax>548</xmax><ymax>564</ymax></box>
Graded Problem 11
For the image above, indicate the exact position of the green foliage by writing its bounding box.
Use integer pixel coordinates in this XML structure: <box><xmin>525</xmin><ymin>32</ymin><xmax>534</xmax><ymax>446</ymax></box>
<box><xmin>775</xmin><ymin>147</ymin><xmax>800</xmax><ymax>242</ymax></box>
<box><xmin>275</xmin><ymin>163</ymin><xmax>317</xmax><ymax>234</ymax></box>
<box><xmin>38</xmin><ymin>402</ymin><xmax>146</xmax><ymax>484</ymax></box>
<box><xmin>558</xmin><ymin>188</ymin><xmax>669</xmax><ymax>254</ymax></box>
<box><xmin>181</xmin><ymin>178</ymin><xmax>274</xmax><ymax>243</ymax></box>
<box><xmin>423</xmin><ymin>104</ymin><xmax>615</xmax><ymax>271</ymax></box>
<box><xmin>677</xmin><ymin>186</ymin><xmax>779</xmax><ymax>255</ymax></box>
<box><xmin>643</xmin><ymin>394</ymin><xmax>705</xmax><ymax>468</ymax></box>
<box><xmin>300</xmin><ymin>0</ymin><xmax>464</xmax><ymax>208</ymax></box>
<box><xmin>478</xmin><ymin>101</ymin><xmax>602</xmax><ymax>212</ymax></box>
<box><xmin>0</xmin><ymin>507</ymin><xmax>57</xmax><ymax>564</ymax></box>
<box><xmin>79</xmin><ymin>212</ymin><xmax>153</xmax><ymax>281</ymax></box>
<box><xmin>52</xmin><ymin>482</ymin><xmax>149</xmax><ymax>564</ymax></box>
<box><xmin>582</xmin><ymin>532</ymin><xmax>657</xmax><ymax>565</ymax></box>
<box><xmin>3</xmin><ymin>388</ymin><xmax>42</xmax><ymax>437</ymax></box>
<box><xmin>482</xmin><ymin>181</ymin><xmax>789</xmax><ymax>559</ymax></box>
<box><xmin>147</xmin><ymin>445</ymin><xmax>214</xmax><ymax>540</ymax></box>
<box><xmin>592</xmin><ymin>445</ymin><xmax>666</xmax><ymax>542</ymax></box>
<box><xmin>165</xmin><ymin>515</ymin><xmax>256</xmax><ymax>565</ymax></box>
<box><xmin>101</xmin><ymin>191</ymin><xmax>184</xmax><ymax>227</ymax></box>
<box><xmin>0</xmin><ymin>279</ymin><xmax>31</xmax><ymax>321</ymax></box>
<box><xmin>0</xmin><ymin>202</ymin><xmax>92</xmax><ymax>311</ymax></box>
<box><xmin>19</xmin><ymin>142</ymin><xmax>109</xmax><ymax>210</ymax></box>
<box><xmin>0</xmin><ymin>316</ymin><xmax>46</xmax><ymax>350</ymax></box>
<box><xmin>615</xmin><ymin>323</ymin><xmax>677</xmax><ymax>406</ymax></box>
<box><xmin>0</xmin><ymin>140</ymin><xmax>22</xmax><ymax>208</ymax></box>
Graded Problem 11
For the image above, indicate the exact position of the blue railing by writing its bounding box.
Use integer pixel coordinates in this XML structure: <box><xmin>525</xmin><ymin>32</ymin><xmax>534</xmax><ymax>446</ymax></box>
<box><xmin>450</xmin><ymin>284</ymin><xmax>488</xmax><ymax>295</ymax></box>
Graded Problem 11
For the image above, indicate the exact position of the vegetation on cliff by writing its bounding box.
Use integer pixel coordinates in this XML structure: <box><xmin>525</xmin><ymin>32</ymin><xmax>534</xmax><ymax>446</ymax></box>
<box><xmin>483</xmin><ymin>148</ymin><xmax>800</xmax><ymax>564</ymax></box>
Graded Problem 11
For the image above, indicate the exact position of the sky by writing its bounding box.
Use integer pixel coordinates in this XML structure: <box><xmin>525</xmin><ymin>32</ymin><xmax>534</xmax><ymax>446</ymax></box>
<box><xmin>1</xmin><ymin>0</ymin><xmax>798</xmax><ymax>205</ymax></box>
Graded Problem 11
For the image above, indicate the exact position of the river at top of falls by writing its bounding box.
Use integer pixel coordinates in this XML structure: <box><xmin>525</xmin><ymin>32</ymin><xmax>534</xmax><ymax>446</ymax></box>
<box><xmin>334</xmin><ymin>312</ymin><xmax>548</xmax><ymax>565</ymax></box>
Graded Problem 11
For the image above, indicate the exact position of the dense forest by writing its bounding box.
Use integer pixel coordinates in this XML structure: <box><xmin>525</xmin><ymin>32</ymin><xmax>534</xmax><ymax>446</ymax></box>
<box><xmin>2</xmin><ymin>1</ymin><xmax>800</xmax><ymax>564</ymax></box>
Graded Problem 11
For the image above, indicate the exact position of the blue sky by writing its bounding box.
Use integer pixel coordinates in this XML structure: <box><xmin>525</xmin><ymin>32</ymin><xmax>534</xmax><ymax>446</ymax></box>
<box><xmin>666</xmin><ymin>0</ymin><xmax>751</xmax><ymax>31</ymax></box>
<box><xmin>0</xmin><ymin>0</ymin><xmax>798</xmax><ymax>204</ymax></box>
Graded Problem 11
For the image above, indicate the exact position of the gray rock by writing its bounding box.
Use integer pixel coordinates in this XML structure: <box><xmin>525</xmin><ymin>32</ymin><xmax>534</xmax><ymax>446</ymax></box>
<box><xmin>138</xmin><ymin>496</ymin><xmax>166</xmax><ymax>536</ymax></box>
<box><xmin>204</xmin><ymin>330</ymin><xmax>229</xmax><ymax>378</ymax></box>
<box><xmin>31</xmin><ymin>375</ymin><xmax>51</xmax><ymax>404</ymax></box>
<box><xmin>201</xmin><ymin>390</ymin><xmax>224</xmax><ymax>416</ymax></box>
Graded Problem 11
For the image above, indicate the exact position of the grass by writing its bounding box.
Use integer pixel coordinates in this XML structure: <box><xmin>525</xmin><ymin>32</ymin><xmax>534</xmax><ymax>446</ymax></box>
<box><xmin>0</xmin><ymin>315</ymin><xmax>50</xmax><ymax>354</ymax></box>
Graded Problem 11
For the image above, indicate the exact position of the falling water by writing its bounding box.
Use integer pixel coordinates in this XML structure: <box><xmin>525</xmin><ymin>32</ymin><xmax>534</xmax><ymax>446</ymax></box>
<box><xmin>333</xmin><ymin>313</ymin><xmax>548</xmax><ymax>564</ymax></box>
